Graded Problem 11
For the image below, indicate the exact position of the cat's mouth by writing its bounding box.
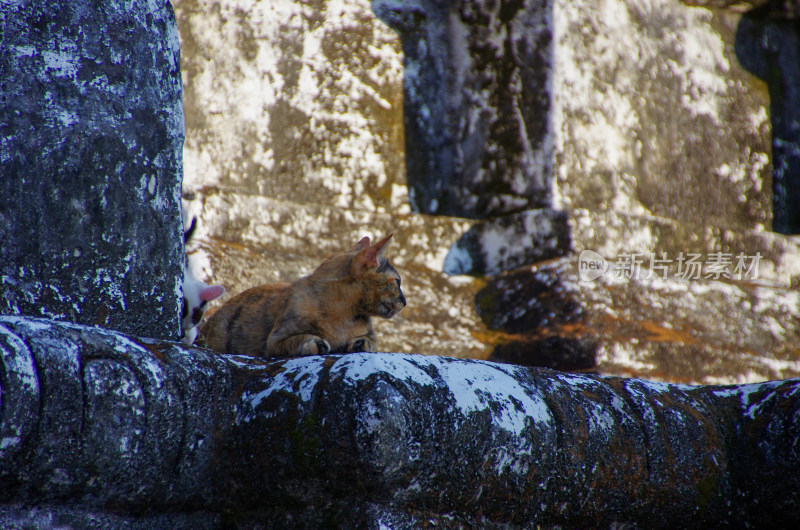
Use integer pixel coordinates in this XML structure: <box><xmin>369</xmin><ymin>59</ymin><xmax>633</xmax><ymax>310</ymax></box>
<box><xmin>381</xmin><ymin>300</ymin><xmax>404</xmax><ymax>318</ymax></box>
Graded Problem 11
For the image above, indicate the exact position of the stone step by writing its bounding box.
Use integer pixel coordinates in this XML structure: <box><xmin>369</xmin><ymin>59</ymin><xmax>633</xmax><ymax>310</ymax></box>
<box><xmin>478</xmin><ymin>256</ymin><xmax>800</xmax><ymax>384</ymax></box>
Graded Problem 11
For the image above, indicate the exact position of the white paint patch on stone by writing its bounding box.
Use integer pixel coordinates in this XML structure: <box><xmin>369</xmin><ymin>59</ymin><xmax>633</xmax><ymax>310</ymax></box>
<box><xmin>105</xmin><ymin>334</ymin><xmax>167</xmax><ymax>388</ymax></box>
<box><xmin>235</xmin><ymin>355</ymin><xmax>328</xmax><ymax>423</ymax></box>
<box><xmin>2</xmin><ymin>317</ymin><xmax>81</xmax><ymax>370</ymax></box>
<box><xmin>336</xmin><ymin>353</ymin><xmax>436</xmax><ymax>386</ymax></box>
<box><xmin>596</xmin><ymin>342</ymin><xmax>656</xmax><ymax>376</ymax></box>
<box><xmin>0</xmin><ymin>322</ymin><xmax>50</xmax><ymax>455</ymax></box>
<box><xmin>443</xmin><ymin>243</ymin><xmax>474</xmax><ymax>276</ymax></box>
<box><xmin>709</xmin><ymin>381</ymin><xmax>800</xmax><ymax>419</ymax></box>
<box><xmin>41</xmin><ymin>48</ymin><xmax>79</xmax><ymax>79</ymax></box>
<box><xmin>335</xmin><ymin>353</ymin><xmax>553</xmax><ymax>435</ymax></box>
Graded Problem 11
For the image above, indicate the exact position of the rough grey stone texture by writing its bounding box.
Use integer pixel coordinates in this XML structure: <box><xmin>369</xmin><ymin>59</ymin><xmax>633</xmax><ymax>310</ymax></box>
<box><xmin>0</xmin><ymin>504</ymin><xmax>221</xmax><ymax>530</ymax></box>
<box><xmin>683</xmin><ymin>0</ymin><xmax>800</xmax><ymax>18</ymax></box>
<box><xmin>735</xmin><ymin>12</ymin><xmax>800</xmax><ymax>233</ymax></box>
<box><xmin>0</xmin><ymin>0</ymin><xmax>184</xmax><ymax>340</ymax></box>
<box><xmin>373</xmin><ymin>0</ymin><xmax>554</xmax><ymax>218</ymax></box>
<box><xmin>2</xmin><ymin>316</ymin><xmax>800</xmax><ymax>527</ymax></box>
<box><xmin>443</xmin><ymin>209</ymin><xmax>570</xmax><ymax>276</ymax></box>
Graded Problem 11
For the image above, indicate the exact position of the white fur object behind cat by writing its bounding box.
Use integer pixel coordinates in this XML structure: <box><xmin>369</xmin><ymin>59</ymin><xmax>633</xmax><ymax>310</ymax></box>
<box><xmin>181</xmin><ymin>215</ymin><xmax>225</xmax><ymax>345</ymax></box>
<box><xmin>182</xmin><ymin>272</ymin><xmax>225</xmax><ymax>345</ymax></box>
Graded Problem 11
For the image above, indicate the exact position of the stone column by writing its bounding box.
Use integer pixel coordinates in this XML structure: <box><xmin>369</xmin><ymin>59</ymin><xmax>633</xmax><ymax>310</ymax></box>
<box><xmin>0</xmin><ymin>0</ymin><xmax>185</xmax><ymax>339</ymax></box>
<box><xmin>373</xmin><ymin>0</ymin><xmax>554</xmax><ymax>219</ymax></box>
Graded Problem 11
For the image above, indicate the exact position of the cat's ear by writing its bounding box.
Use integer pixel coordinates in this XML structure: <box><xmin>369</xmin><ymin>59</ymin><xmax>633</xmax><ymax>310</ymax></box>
<box><xmin>352</xmin><ymin>236</ymin><xmax>370</xmax><ymax>252</ymax></box>
<box><xmin>372</xmin><ymin>233</ymin><xmax>393</xmax><ymax>256</ymax></box>
<box><xmin>352</xmin><ymin>233</ymin><xmax>393</xmax><ymax>275</ymax></box>
<box><xmin>200</xmin><ymin>285</ymin><xmax>225</xmax><ymax>303</ymax></box>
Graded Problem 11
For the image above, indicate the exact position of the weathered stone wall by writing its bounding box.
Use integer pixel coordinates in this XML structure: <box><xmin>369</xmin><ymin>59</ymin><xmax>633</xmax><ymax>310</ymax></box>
<box><xmin>379</xmin><ymin>0</ymin><xmax>789</xmax><ymax>232</ymax></box>
<box><xmin>2</xmin><ymin>316</ymin><xmax>800</xmax><ymax>527</ymax></box>
<box><xmin>176</xmin><ymin>0</ymin><xmax>406</xmax><ymax>210</ymax></box>
<box><xmin>0</xmin><ymin>0</ymin><xmax>185</xmax><ymax>339</ymax></box>
<box><xmin>176</xmin><ymin>0</ymin><xmax>800</xmax><ymax>382</ymax></box>
<box><xmin>552</xmin><ymin>0</ymin><xmax>772</xmax><ymax>232</ymax></box>
<box><xmin>374</xmin><ymin>0</ymin><xmax>796</xmax><ymax>234</ymax></box>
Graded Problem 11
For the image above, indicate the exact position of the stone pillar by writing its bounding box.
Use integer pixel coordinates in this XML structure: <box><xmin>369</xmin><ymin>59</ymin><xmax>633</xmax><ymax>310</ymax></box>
<box><xmin>0</xmin><ymin>0</ymin><xmax>184</xmax><ymax>339</ymax></box>
<box><xmin>734</xmin><ymin>10</ymin><xmax>800</xmax><ymax>234</ymax></box>
<box><xmin>373</xmin><ymin>0</ymin><xmax>554</xmax><ymax>219</ymax></box>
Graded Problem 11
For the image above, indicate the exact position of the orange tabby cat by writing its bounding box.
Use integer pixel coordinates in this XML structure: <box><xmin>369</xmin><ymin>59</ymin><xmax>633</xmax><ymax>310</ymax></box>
<box><xmin>199</xmin><ymin>234</ymin><xmax>405</xmax><ymax>357</ymax></box>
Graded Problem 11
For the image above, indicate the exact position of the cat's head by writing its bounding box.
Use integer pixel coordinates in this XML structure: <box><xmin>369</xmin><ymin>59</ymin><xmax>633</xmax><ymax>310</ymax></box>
<box><xmin>350</xmin><ymin>234</ymin><xmax>406</xmax><ymax>319</ymax></box>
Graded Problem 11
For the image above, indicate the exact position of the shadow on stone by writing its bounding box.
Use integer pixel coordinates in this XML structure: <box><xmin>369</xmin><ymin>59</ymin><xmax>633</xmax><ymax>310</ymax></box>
<box><xmin>488</xmin><ymin>336</ymin><xmax>597</xmax><ymax>371</ymax></box>
<box><xmin>735</xmin><ymin>7</ymin><xmax>800</xmax><ymax>234</ymax></box>
<box><xmin>475</xmin><ymin>266</ymin><xmax>598</xmax><ymax>372</ymax></box>
<box><xmin>371</xmin><ymin>0</ymin><xmax>554</xmax><ymax>218</ymax></box>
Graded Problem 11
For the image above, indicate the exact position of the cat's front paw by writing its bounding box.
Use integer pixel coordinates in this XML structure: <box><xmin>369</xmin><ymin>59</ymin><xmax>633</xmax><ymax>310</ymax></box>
<box><xmin>346</xmin><ymin>337</ymin><xmax>374</xmax><ymax>353</ymax></box>
<box><xmin>299</xmin><ymin>337</ymin><xmax>331</xmax><ymax>356</ymax></box>
<box><xmin>314</xmin><ymin>339</ymin><xmax>331</xmax><ymax>355</ymax></box>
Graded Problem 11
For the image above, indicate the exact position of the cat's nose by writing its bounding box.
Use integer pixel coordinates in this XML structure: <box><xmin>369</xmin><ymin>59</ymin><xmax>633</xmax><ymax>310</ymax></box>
<box><xmin>399</xmin><ymin>292</ymin><xmax>406</xmax><ymax>307</ymax></box>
